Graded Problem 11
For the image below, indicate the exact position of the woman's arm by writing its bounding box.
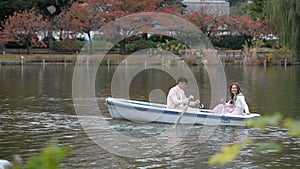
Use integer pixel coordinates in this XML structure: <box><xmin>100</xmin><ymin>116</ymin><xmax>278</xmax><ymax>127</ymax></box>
<box><xmin>237</xmin><ymin>95</ymin><xmax>250</xmax><ymax>114</ymax></box>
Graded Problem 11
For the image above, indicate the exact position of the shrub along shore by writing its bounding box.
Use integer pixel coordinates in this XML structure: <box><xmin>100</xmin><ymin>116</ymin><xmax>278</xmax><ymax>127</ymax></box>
<box><xmin>0</xmin><ymin>54</ymin><xmax>126</xmax><ymax>66</ymax></box>
<box><xmin>0</xmin><ymin>53</ymin><xmax>299</xmax><ymax>66</ymax></box>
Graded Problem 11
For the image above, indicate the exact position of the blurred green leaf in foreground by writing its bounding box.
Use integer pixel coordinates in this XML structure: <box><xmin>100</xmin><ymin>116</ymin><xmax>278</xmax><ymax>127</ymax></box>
<box><xmin>8</xmin><ymin>139</ymin><xmax>71</xmax><ymax>169</ymax></box>
<box><xmin>27</xmin><ymin>140</ymin><xmax>71</xmax><ymax>169</ymax></box>
<box><xmin>209</xmin><ymin>112</ymin><xmax>300</xmax><ymax>166</ymax></box>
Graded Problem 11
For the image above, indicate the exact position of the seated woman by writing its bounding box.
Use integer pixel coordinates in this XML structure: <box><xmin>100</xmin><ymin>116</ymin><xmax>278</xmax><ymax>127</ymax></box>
<box><xmin>212</xmin><ymin>83</ymin><xmax>251</xmax><ymax>115</ymax></box>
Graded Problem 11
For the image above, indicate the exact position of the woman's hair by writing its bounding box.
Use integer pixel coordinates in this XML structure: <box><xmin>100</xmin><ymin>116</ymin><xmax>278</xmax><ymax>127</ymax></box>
<box><xmin>230</xmin><ymin>83</ymin><xmax>242</xmax><ymax>101</ymax></box>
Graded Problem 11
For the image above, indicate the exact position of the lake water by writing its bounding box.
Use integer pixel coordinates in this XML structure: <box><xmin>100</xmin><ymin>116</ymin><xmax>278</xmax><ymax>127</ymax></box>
<box><xmin>0</xmin><ymin>64</ymin><xmax>299</xmax><ymax>168</ymax></box>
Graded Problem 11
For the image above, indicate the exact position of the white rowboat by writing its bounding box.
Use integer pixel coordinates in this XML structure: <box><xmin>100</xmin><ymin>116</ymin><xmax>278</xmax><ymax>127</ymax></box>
<box><xmin>105</xmin><ymin>97</ymin><xmax>260</xmax><ymax>126</ymax></box>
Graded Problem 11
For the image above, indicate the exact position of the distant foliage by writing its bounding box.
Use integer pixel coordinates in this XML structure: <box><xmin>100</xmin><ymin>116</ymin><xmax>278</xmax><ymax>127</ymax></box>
<box><xmin>0</xmin><ymin>9</ymin><xmax>50</xmax><ymax>54</ymax></box>
<box><xmin>227</xmin><ymin>0</ymin><xmax>248</xmax><ymax>6</ymax></box>
<box><xmin>149</xmin><ymin>34</ymin><xmax>174</xmax><ymax>43</ymax></box>
<box><xmin>247</xmin><ymin>0</ymin><xmax>300</xmax><ymax>55</ymax></box>
<box><xmin>245</xmin><ymin>0</ymin><xmax>267</xmax><ymax>19</ymax></box>
<box><xmin>91</xmin><ymin>40</ymin><xmax>115</xmax><ymax>51</ymax></box>
<box><xmin>211</xmin><ymin>35</ymin><xmax>245</xmax><ymax>50</ymax></box>
<box><xmin>157</xmin><ymin>39</ymin><xmax>188</xmax><ymax>55</ymax></box>
<box><xmin>185</xmin><ymin>7</ymin><xmax>273</xmax><ymax>50</ymax></box>
<box><xmin>54</xmin><ymin>39</ymin><xmax>85</xmax><ymax>51</ymax></box>
<box><xmin>226</xmin><ymin>14</ymin><xmax>273</xmax><ymax>50</ymax></box>
<box><xmin>126</xmin><ymin>39</ymin><xmax>157</xmax><ymax>52</ymax></box>
<box><xmin>229</xmin><ymin>0</ymin><xmax>248</xmax><ymax>16</ymax></box>
<box><xmin>186</xmin><ymin>7</ymin><xmax>226</xmax><ymax>38</ymax></box>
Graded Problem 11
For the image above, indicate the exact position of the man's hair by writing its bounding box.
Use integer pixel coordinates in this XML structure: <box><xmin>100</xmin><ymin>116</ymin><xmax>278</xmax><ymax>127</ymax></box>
<box><xmin>177</xmin><ymin>77</ymin><xmax>188</xmax><ymax>84</ymax></box>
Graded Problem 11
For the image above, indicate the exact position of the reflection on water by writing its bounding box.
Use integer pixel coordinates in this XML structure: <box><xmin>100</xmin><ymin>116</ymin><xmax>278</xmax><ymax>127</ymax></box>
<box><xmin>0</xmin><ymin>65</ymin><xmax>299</xmax><ymax>168</ymax></box>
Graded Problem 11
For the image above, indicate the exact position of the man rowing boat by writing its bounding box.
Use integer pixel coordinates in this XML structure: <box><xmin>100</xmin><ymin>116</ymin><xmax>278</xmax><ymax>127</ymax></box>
<box><xmin>167</xmin><ymin>77</ymin><xmax>200</xmax><ymax>110</ymax></box>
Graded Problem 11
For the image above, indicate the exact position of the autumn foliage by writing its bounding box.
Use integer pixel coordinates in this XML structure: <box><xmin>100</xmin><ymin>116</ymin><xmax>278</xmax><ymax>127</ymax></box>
<box><xmin>186</xmin><ymin>7</ymin><xmax>226</xmax><ymax>38</ymax></box>
<box><xmin>226</xmin><ymin>14</ymin><xmax>272</xmax><ymax>49</ymax></box>
<box><xmin>0</xmin><ymin>1</ymin><xmax>274</xmax><ymax>53</ymax></box>
<box><xmin>0</xmin><ymin>9</ymin><xmax>50</xmax><ymax>53</ymax></box>
<box><xmin>186</xmin><ymin>8</ymin><xmax>272</xmax><ymax>50</ymax></box>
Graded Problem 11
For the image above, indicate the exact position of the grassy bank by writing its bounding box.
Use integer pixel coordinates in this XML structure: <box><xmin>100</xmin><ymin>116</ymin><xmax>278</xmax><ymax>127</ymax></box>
<box><xmin>0</xmin><ymin>54</ymin><xmax>129</xmax><ymax>65</ymax></box>
<box><xmin>0</xmin><ymin>53</ymin><xmax>299</xmax><ymax>66</ymax></box>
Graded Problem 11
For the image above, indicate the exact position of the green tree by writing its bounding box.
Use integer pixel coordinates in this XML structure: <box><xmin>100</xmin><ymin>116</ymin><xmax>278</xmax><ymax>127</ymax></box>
<box><xmin>264</xmin><ymin>0</ymin><xmax>300</xmax><ymax>54</ymax></box>
<box><xmin>228</xmin><ymin>0</ymin><xmax>248</xmax><ymax>16</ymax></box>
<box><xmin>247</xmin><ymin>0</ymin><xmax>300</xmax><ymax>54</ymax></box>
<box><xmin>0</xmin><ymin>0</ymin><xmax>34</xmax><ymax>27</ymax></box>
<box><xmin>227</xmin><ymin>0</ymin><xmax>247</xmax><ymax>7</ymax></box>
<box><xmin>245</xmin><ymin>0</ymin><xmax>267</xmax><ymax>19</ymax></box>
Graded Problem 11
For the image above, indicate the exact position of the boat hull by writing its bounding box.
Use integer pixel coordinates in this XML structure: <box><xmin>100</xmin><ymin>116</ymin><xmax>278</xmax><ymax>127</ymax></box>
<box><xmin>105</xmin><ymin>97</ymin><xmax>260</xmax><ymax>126</ymax></box>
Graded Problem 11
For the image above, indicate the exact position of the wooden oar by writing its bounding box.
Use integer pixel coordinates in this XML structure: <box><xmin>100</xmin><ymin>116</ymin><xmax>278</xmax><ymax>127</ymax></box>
<box><xmin>173</xmin><ymin>101</ymin><xmax>190</xmax><ymax>128</ymax></box>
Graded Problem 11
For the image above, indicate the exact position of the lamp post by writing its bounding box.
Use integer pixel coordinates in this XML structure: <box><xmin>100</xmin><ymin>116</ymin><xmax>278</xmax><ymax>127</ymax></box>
<box><xmin>47</xmin><ymin>5</ymin><xmax>56</xmax><ymax>50</ymax></box>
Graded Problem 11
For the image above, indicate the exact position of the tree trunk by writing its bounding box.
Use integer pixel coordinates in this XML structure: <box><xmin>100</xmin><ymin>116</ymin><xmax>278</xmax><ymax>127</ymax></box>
<box><xmin>48</xmin><ymin>15</ymin><xmax>55</xmax><ymax>50</ymax></box>
<box><xmin>87</xmin><ymin>31</ymin><xmax>92</xmax><ymax>53</ymax></box>
<box><xmin>247</xmin><ymin>39</ymin><xmax>252</xmax><ymax>49</ymax></box>
<box><xmin>48</xmin><ymin>29</ymin><xmax>54</xmax><ymax>50</ymax></box>
<box><xmin>119</xmin><ymin>39</ymin><xmax>126</xmax><ymax>55</ymax></box>
<box><xmin>141</xmin><ymin>33</ymin><xmax>148</xmax><ymax>40</ymax></box>
<box><xmin>59</xmin><ymin>28</ymin><xmax>63</xmax><ymax>41</ymax></box>
<box><xmin>244</xmin><ymin>34</ymin><xmax>252</xmax><ymax>50</ymax></box>
<box><xmin>26</xmin><ymin>37</ymin><xmax>31</xmax><ymax>54</ymax></box>
<box><xmin>26</xmin><ymin>45</ymin><xmax>30</xmax><ymax>54</ymax></box>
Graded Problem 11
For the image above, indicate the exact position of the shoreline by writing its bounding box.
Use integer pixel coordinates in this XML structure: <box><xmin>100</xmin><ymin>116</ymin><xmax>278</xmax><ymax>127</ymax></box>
<box><xmin>0</xmin><ymin>53</ymin><xmax>299</xmax><ymax>66</ymax></box>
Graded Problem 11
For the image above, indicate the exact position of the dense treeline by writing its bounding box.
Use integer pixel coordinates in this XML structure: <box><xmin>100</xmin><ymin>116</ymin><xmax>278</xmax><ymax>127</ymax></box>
<box><xmin>0</xmin><ymin>0</ymin><xmax>299</xmax><ymax>56</ymax></box>
<box><xmin>265</xmin><ymin>0</ymin><xmax>300</xmax><ymax>54</ymax></box>
<box><xmin>247</xmin><ymin>0</ymin><xmax>300</xmax><ymax>54</ymax></box>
